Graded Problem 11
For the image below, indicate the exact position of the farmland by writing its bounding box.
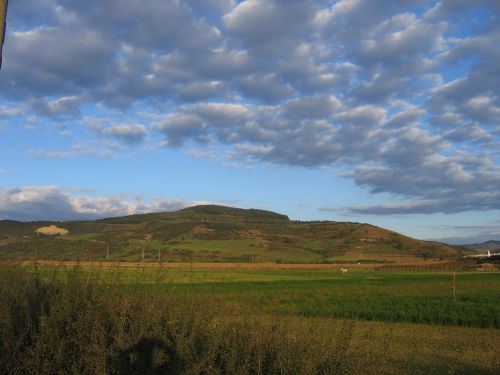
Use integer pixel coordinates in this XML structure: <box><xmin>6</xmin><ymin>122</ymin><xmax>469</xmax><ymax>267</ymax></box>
<box><xmin>1</xmin><ymin>263</ymin><xmax>498</xmax><ymax>374</ymax></box>
<box><xmin>0</xmin><ymin>206</ymin><xmax>497</xmax><ymax>374</ymax></box>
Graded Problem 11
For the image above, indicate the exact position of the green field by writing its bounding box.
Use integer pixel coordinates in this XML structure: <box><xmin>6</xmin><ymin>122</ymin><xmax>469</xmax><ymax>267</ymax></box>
<box><xmin>29</xmin><ymin>265</ymin><xmax>500</xmax><ymax>328</ymax></box>
<box><xmin>2</xmin><ymin>264</ymin><xmax>498</xmax><ymax>374</ymax></box>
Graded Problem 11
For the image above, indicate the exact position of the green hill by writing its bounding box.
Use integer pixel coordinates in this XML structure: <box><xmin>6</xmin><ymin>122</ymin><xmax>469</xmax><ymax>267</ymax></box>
<box><xmin>0</xmin><ymin>205</ymin><xmax>465</xmax><ymax>263</ymax></box>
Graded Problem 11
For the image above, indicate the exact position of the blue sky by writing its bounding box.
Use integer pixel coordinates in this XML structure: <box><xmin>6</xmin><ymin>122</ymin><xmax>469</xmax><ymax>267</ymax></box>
<box><xmin>0</xmin><ymin>0</ymin><xmax>499</xmax><ymax>244</ymax></box>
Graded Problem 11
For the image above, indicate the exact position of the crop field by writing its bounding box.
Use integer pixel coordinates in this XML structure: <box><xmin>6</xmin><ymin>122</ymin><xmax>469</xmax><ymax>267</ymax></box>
<box><xmin>1</xmin><ymin>263</ymin><xmax>498</xmax><ymax>374</ymax></box>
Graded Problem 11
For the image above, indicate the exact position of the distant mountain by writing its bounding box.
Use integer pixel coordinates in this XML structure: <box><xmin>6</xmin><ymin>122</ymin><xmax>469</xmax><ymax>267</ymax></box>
<box><xmin>458</xmin><ymin>240</ymin><xmax>500</xmax><ymax>254</ymax></box>
<box><xmin>0</xmin><ymin>204</ymin><xmax>465</xmax><ymax>263</ymax></box>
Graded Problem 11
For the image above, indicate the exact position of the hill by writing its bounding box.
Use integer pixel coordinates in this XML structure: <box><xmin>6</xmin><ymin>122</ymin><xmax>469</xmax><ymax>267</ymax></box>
<box><xmin>0</xmin><ymin>205</ymin><xmax>465</xmax><ymax>263</ymax></box>
<box><xmin>458</xmin><ymin>240</ymin><xmax>500</xmax><ymax>254</ymax></box>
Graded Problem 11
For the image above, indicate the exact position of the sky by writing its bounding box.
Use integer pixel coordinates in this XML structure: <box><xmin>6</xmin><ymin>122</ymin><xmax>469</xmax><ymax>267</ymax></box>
<box><xmin>0</xmin><ymin>0</ymin><xmax>499</xmax><ymax>244</ymax></box>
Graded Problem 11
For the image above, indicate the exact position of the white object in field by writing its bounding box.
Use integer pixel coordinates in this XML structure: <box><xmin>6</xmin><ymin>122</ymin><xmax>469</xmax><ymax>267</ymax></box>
<box><xmin>464</xmin><ymin>249</ymin><xmax>493</xmax><ymax>258</ymax></box>
<box><xmin>340</xmin><ymin>268</ymin><xmax>348</xmax><ymax>273</ymax></box>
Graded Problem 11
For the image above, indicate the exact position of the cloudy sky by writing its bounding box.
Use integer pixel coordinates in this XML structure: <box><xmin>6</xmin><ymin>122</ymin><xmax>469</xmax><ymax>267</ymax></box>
<box><xmin>0</xmin><ymin>0</ymin><xmax>499</xmax><ymax>244</ymax></box>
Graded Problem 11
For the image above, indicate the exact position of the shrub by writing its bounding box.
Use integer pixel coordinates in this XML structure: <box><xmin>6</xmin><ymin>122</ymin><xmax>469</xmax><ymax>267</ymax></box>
<box><xmin>0</xmin><ymin>265</ymin><xmax>359</xmax><ymax>374</ymax></box>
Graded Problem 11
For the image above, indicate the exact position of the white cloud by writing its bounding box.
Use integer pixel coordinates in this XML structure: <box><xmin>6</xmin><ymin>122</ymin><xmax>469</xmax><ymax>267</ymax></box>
<box><xmin>0</xmin><ymin>186</ymin><xmax>204</xmax><ymax>221</ymax></box>
<box><xmin>95</xmin><ymin>124</ymin><xmax>147</xmax><ymax>145</ymax></box>
<box><xmin>30</xmin><ymin>96</ymin><xmax>83</xmax><ymax>116</ymax></box>
<box><xmin>223</xmin><ymin>0</ymin><xmax>316</xmax><ymax>49</ymax></box>
<box><xmin>0</xmin><ymin>105</ymin><xmax>24</xmax><ymax>117</ymax></box>
<box><xmin>0</xmin><ymin>0</ymin><xmax>499</xmax><ymax>217</ymax></box>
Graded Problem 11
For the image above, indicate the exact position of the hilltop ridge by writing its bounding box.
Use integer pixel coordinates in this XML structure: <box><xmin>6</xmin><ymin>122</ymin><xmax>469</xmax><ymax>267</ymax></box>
<box><xmin>96</xmin><ymin>205</ymin><xmax>289</xmax><ymax>224</ymax></box>
<box><xmin>177</xmin><ymin>205</ymin><xmax>290</xmax><ymax>221</ymax></box>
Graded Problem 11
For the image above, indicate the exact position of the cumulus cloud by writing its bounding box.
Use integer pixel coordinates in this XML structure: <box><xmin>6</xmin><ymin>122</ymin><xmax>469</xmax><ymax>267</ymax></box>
<box><xmin>0</xmin><ymin>186</ymin><xmax>78</xmax><ymax>221</ymax></box>
<box><xmin>223</xmin><ymin>0</ymin><xmax>317</xmax><ymax>51</ymax></box>
<box><xmin>0</xmin><ymin>0</ymin><xmax>499</xmax><ymax>216</ymax></box>
<box><xmin>93</xmin><ymin>124</ymin><xmax>148</xmax><ymax>145</ymax></box>
<box><xmin>329</xmin><ymin>155</ymin><xmax>500</xmax><ymax>215</ymax></box>
<box><xmin>0</xmin><ymin>186</ymin><xmax>203</xmax><ymax>221</ymax></box>
<box><xmin>3</xmin><ymin>27</ymin><xmax>114</xmax><ymax>98</ymax></box>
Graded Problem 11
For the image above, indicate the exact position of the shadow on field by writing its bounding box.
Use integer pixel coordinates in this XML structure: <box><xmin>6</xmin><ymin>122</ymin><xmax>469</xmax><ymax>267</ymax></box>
<box><xmin>108</xmin><ymin>338</ymin><xmax>180</xmax><ymax>375</ymax></box>
<box><xmin>396</xmin><ymin>354</ymin><xmax>497</xmax><ymax>375</ymax></box>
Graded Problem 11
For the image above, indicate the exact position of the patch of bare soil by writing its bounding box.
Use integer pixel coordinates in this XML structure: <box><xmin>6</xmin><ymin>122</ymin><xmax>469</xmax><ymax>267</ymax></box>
<box><xmin>35</xmin><ymin>225</ymin><xmax>69</xmax><ymax>236</ymax></box>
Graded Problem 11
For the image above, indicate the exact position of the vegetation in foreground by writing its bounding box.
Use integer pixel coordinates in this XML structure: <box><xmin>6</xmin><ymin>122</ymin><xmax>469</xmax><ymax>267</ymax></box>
<box><xmin>0</xmin><ymin>265</ymin><xmax>499</xmax><ymax>374</ymax></box>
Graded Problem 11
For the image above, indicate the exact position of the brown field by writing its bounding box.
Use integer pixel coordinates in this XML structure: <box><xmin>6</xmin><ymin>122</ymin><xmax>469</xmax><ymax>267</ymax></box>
<box><xmin>329</xmin><ymin>251</ymin><xmax>426</xmax><ymax>262</ymax></box>
<box><xmin>1</xmin><ymin>258</ymin><xmax>453</xmax><ymax>270</ymax></box>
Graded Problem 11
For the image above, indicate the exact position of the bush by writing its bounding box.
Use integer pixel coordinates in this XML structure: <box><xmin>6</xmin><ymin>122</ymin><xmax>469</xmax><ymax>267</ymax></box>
<box><xmin>0</xmin><ymin>265</ymin><xmax>360</xmax><ymax>374</ymax></box>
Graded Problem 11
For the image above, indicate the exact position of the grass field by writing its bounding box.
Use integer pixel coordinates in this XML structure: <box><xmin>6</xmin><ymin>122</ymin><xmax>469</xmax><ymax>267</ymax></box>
<box><xmin>27</xmin><ymin>264</ymin><xmax>499</xmax><ymax>327</ymax></box>
<box><xmin>1</xmin><ymin>263</ymin><xmax>498</xmax><ymax>374</ymax></box>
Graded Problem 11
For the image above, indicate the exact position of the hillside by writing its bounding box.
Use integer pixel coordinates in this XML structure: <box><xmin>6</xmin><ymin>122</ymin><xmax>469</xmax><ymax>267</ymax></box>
<box><xmin>459</xmin><ymin>240</ymin><xmax>500</xmax><ymax>254</ymax></box>
<box><xmin>0</xmin><ymin>205</ymin><xmax>465</xmax><ymax>263</ymax></box>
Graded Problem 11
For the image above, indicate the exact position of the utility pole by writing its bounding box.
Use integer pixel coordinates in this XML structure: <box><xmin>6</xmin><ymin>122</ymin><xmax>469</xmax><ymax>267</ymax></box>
<box><xmin>355</xmin><ymin>246</ymin><xmax>363</xmax><ymax>262</ymax></box>
<box><xmin>452</xmin><ymin>271</ymin><xmax>456</xmax><ymax>302</ymax></box>
<box><xmin>34</xmin><ymin>233</ymin><xmax>39</xmax><ymax>262</ymax></box>
<box><xmin>0</xmin><ymin>0</ymin><xmax>9</xmax><ymax>70</ymax></box>
<box><xmin>106</xmin><ymin>244</ymin><xmax>109</xmax><ymax>260</ymax></box>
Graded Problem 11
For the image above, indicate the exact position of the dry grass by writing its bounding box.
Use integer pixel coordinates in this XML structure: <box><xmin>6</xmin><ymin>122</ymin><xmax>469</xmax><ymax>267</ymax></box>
<box><xmin>1</xmin><ymin>264</ymin><xmax>498</xmax><ymax>374</ymax></box>
<box><xmin>0</xmin><ymin>265</ymin><xmax>368</xmax><ymax>374</ymax></box>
